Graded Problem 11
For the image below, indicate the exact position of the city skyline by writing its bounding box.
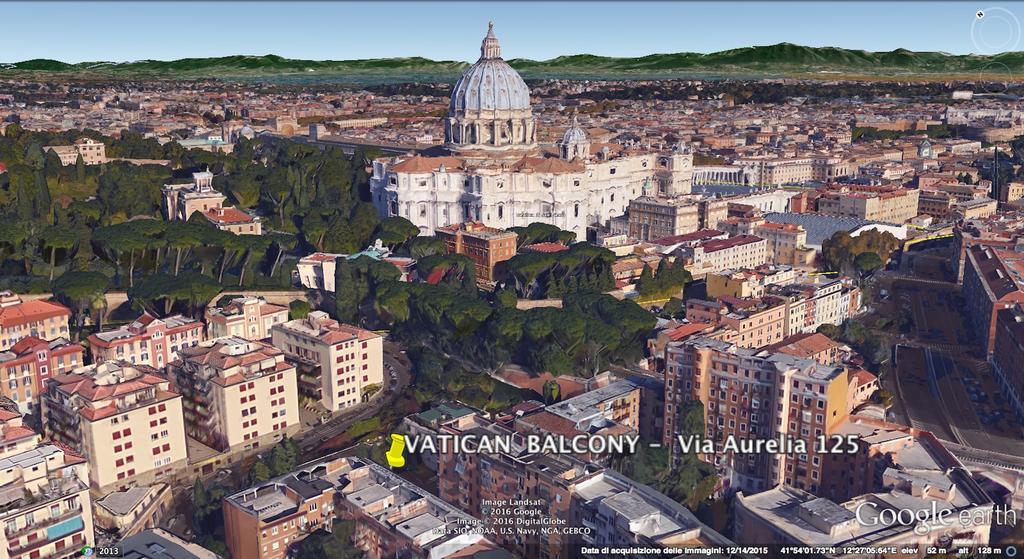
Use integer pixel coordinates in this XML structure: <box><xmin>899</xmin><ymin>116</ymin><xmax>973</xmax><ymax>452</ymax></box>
<box><xmin>3</xmin><ymin>1</ymin><xmax>1019</xmax><ymax>63</ymax></box>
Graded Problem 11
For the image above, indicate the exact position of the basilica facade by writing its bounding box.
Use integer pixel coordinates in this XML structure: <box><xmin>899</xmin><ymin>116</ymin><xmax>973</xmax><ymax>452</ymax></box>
<box><xmin>370</xmin><ymin>23</ymin><xmax>694</xmax><ymax>235</ymax></box>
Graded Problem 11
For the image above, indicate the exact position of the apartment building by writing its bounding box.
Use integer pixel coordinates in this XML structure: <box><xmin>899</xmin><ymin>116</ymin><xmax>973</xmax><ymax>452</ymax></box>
<box><xmin>161</xmin><ymin>171</ymin><xmax>226</xmax><ymax>222</ymax></box>
<box><xmin>0</xmin><ymin>337</ymin><xmax>84</xmax><ymax>415</ymax></box>
<box><xmin>434</xmin><ymin>221</ymin><xmax>517</xmax><ymax>282</ymax></box>
<box><xmin>753</xmin><ymin>222</ymin><xmax>814</xmax><ymax>267</ymax></box>
<box><xmin>0</xmin><ymin>292</ymin><xmax>71</xmax><ymax>352</ymax></box>
<box><xmin>270</xmin><ymin>311</ymin><xmax>383</xmax><ymax>412</ymax></box>
<box><xmin>435</xmin><ymin>412</ymin><xmax>734</xmax><ymax>558</ymax></box>
<box><xmin>120</xmin><ymin>529</ymin><xmax>220</xmax><ymax>559</ymax></box>
<box><xmin>0</xmin><ymin>407</ymin><xmax>41</xmax><ymax>457</ymax></box>
<box><xmin>89</xmin><ymin>312</ymin><xmax>204</xmax><ymax>370</ymax></box>
<box><xmin>962</xmin><ymin>245</ymin><xmax>1024</xmax><ymax>355</ymax></box>
<box><xmin>42</xmin><ymin>361</ymin><xmax>188</xmax><ymax>493</ymax></box>
<box><xmin>736</xmin><ymin>417</ymin><xmax>993</xmax><ymax>551</ymax></box>
<box><xmin>685</xmin><ymin>235</ymin><xmax>769</xmax><ymax>277</ymax></box>
<box><xmin>766</xmin><ymin>332</ymin><xmax>848</xmax><ymax>366</ymax></box>
<box><xmin>772</xmin><ymin>278</ymin><xmax>861</xmax><ymax>336</ymax></box>
<box><xmin>168</xmin><ymin>337</ymin><xmax>299</xmax><ymax>453</ymax></box>
<box><xmin>663</xmin><ymin>339</ymin><xmax>852</xmax><ymax>494</ymax></box>
<box><xmin>991</xmin><ymin>304</ymin><xmax>1024</xmax><ymax>422</ymax></box>
<box><xmin>224</xmin><ymin>455</ymin><xmax>506</xmax><ymax>559</ymax></box>
<box><xmin>514</xmin><ymin>380</ymin><xmax>641</xmax><ymax>464</ymax></box>
<box><xmin>685</xmin><ymin>296</ymin><xmax>789</xmax><ymax>349</ymax></box>
<box><xmin>205</xmin><ymin>296</ymin><xmax>289</xmax><ymax>342</ymax></box>
<box><xmin>705</xmin><ymin>265</ymin><xmax>797</xmax><ymax>300</ymax></box>
<box><xmin>0</xmin><ymin>441</ymin><xmax>94</xmax><ymax>559</ymax></box>
<box><xmin>43</xmin><ymin>137</ymin><xmax>107</xmax><ymax>165</ymax></box>
<box><xmin>816</xmin><ymin>185</ymin><xmax>920</xmax><ymax>224</ymax></box>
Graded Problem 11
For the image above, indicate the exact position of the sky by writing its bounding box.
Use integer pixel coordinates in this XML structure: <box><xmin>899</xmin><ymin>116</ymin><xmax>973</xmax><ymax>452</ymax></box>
<box><xmin>4</xmin><ymin>2</ymin><xmax>1022</xmax><ymax>63</ymax></box>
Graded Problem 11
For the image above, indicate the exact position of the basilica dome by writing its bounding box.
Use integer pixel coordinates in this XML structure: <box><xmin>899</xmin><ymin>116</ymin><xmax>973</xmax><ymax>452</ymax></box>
<box><xmin>448</xmin><ymin>22</ymin><xmax>531</xmax><ymax>115</ymax></box>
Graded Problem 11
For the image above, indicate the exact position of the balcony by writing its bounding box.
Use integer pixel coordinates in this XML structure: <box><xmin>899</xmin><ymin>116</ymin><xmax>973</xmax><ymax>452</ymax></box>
<box><xmin>6</xmin><ymin>507</ymin><xmax>84</xmax><ymax>549</ymax></box>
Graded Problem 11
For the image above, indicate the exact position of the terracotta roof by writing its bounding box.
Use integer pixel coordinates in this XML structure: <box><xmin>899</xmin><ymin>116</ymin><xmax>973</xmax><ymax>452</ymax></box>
<box><xmin>511</xmin><ymin>156</ymin><xmax>584</xmax><ymax>174</ymax></box>
<box><xmin>391</xmin><ymin>155</ymin><xmax>464</xmax><ymax>173</ymax></box>
<box><xmin>664</xmin><ymin>322</ymin><xmax>714</xmax><ymax>341</ymax></box>
<box><xmin>700</xmin><ymin>235</ymin><xmax>764</xmax><ymax>253</ymax></box>
<box><xmin>203</xmin><ymin>206</ymin><xmax>256</xmax><ymax>225</ymax></box>
<box><xmin>767</xmin><ymin>332</ymin><xmax>842</xmax><ymax>359</ymax></box>
<box><xmin>0</xmin><ymin>299</ymin><xmax>70</xmax><ymax>328</ymax></box>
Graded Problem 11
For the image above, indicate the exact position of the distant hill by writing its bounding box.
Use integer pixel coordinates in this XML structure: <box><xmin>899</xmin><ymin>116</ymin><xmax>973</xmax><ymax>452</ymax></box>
<box><xmin>1</xmin><ymin>43</ymin><xmax>1020</xmax><ymax>82</ymax></box>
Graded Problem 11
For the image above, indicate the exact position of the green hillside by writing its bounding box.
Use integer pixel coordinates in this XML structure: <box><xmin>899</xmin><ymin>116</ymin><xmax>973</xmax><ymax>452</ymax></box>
<box><xmin>1</xmin><ymin>43</ymin><xmax>1020</xmax><ymax>81</ymax></box>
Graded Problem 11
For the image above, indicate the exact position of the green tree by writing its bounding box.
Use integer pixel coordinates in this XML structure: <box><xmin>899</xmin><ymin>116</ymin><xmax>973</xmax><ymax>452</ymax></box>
<box><xmin>41</xmin><ymin>226</ymin><xmax>78</xmax><ymax>281</ymax></box>
<box><xmin>854</xmin><ymin>251</ymin><xmax>884</xmax><ymax>277</ymax></box>
<box><xmin>249</xmin><ymin>461</ymin><xmax>272</xmax><ymax>484</ymax></box>
<box><xmin>51</xmin><ymin>271</ymin><xmax>110</xmax><ymax>338</ymax></box>
<box><xmin>290</xmin><ymin>299</ymin><xmax>312</xmax><ymax>320</ymax></box>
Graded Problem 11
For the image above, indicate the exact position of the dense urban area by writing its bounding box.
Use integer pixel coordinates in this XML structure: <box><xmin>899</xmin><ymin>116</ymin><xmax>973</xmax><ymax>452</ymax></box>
<box><xmin>4</xmin><ymin>20</ymin><xmax>1024</xmax><ymax>559</ymax></box>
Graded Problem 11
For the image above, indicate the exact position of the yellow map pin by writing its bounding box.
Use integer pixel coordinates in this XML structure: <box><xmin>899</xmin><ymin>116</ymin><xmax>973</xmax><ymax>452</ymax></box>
<box><xmin>385</xmin><ymin>433</ymin><xmax>406</xmax><ymax>469</ymax></box>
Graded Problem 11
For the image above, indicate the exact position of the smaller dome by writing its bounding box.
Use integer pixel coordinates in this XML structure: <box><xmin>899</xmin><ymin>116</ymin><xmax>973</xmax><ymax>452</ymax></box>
<box><xmin>562</xmin><ymin>113</ymin><xmax>587</xmax><ymax>143</ymax></box>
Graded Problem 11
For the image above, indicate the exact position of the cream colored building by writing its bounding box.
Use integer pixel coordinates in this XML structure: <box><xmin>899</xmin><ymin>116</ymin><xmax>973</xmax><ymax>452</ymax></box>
<box><xmin>686</xmin><ymin>235</ymin><xmax>769</xmax><ymax>276</ymax></box>
<box><xmin>271</xmin><ymin>311</ymin><xmax>383</xmax><ymax>412</ymax></box>
<box><xmin>43</xmin><ymin>137</ymin><xmax>107</xmax><ymax>165</ymax></box>
<box><xmin>817</xmin><ymin>186</ymin><xmax>920</xmax><ymax>224</ymax></box>
<box><xmin>0</xmin><ymin>441</ymin><xmax>94</xmax><ymax>559</ymax></box>
<box><xmin>753</xmin><ymin>222</ymin><xmax>815</xmax><ymax>267</ymax></box>
<box><xmin>0</xmin><ymin>291</ymin><xmax>72</xmax><ymax>352</ymax></box>
<box><xmin>161</xmin><ymin>171</ymin><xmax>226</xmax><ymax>221</ymax></box>
<box><xmin>42</xmin><ymin>361</ymin><xmax>189</xmax><ymax>493</ymax></box>
<box><xmin>168</xmin><ymin>337</ymin><xmax>300</xmax><ymax>453</ymax></box>
<box><xmin>738</xmin><ymin>157</ymin><xmax>815</xmax><ymax>186</ymax></box>
<box><xmin>205</xmin><ymin>296</ymin><xmax>289</xmax><ymax>341</ymax></box>
<box><xmin>370</xmin><ymin>24</ymin><xmax>694</xmax><ymax>236</ymax></box>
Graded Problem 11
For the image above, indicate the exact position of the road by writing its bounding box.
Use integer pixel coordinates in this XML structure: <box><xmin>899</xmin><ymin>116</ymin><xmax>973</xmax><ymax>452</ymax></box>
<box><xmin>296</xmin><ymin>340</ymin><xmax>412</xmax><ymax>455</ymax></box>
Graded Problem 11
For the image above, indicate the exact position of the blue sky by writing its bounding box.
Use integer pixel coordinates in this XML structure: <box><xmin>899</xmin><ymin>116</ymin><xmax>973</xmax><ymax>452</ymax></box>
<box><xmin>3</xmin><ymin>2</ymin><xmax>1020</xmax><ymax>62</ymax></box>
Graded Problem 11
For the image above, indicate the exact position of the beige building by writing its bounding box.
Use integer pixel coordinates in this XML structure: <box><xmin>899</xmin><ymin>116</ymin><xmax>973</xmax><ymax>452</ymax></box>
<box><xmin>817</xmin><ymin>185</ymin><xmax>920</xmax><ymax>224</ymax></box>
<box><xmin>0</xmin><ymin>292</ymin><xmax>72</xmax><ymax>352</ymax></box>
<box><xmin>0</xmin><ymin>440</ymin><xmax>95</xmax><ymax>559</ymax></box>
<box><xmin>161</xmin><ymin>171</ymin><xmax>226</xmax><ymax>221</ymax></box>
<box><xmin>753</xmin><ymin>222</ymin><xmax>814</xmax><ymax>266</ymax></box>
<box><xmin>626</xmin><ymin>196</ymin><xmax>699</xmax><ymax>241</ymax></box>
<box><xmin>43</xmin><ymin>137</ymin><xmax>107</xmax><ymax>165</ymax></box>
<box><xmin>168</xmin><ymin>337</ymin><xmax>300</xmax><ymax>453</ymax></box>
<box><xmin>738</xmin><ymin>157</ymin><xmax>815</xmax><ymax>186</ymax></box>
<box><xmin>205</xmin><ymin>296</ymin><xmax>289</xmax><ymax>341</ymax></box>
<box><xmin>201</xmin><ymin>206</ymin><xmax>262</xmax><ymax>235</ymax></box>
<box><xmin>93</xmin><ymin>483</ymin><xmax>174</xmax><ymax>540</ymax></box>
<box><xmin>42</xmin><ymin>361</ymin><xmax>189</xmax><ymax>493</ymax></box>
<box><xmin>224</xmin><ymin>455</ymin><xmax>505</xmax><ymax>559</ymax></box>
<box><xmin>664</xmin><ymin>338</ymin><xmax>851</xmax><ymax>493</ymax></box>
<box><xmin>271</xmin><ymin>311</ymin><xmax>383</xmax><ymax>412</ymax></box>
<box><xmin>685</xmin><ymin>235</ymin><xmax>769</xmax><ymax>276</ymax></box>
<box><xmin>735</xmin><ymin>419</ymin><xmax>994</xmax><ymax>554</ymax></box>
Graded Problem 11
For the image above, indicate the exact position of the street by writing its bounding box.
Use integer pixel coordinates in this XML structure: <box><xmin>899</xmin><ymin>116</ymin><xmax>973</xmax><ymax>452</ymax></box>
<box><xmin>296</xmin><ymin>339</ymin><xmax>413</xmax><ymax>455</ymax></box>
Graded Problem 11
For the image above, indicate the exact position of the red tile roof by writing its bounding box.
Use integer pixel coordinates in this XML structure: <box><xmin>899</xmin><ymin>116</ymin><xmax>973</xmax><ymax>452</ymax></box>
<box><xmin>0</xmin><ymin>299</ymin><xmax>70</xmax><ymax>328</ymax></box>
<box><xmin>203</xmin><ymin>206</ymin><xmax>256</xmax><ymax>225</ymax></box>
